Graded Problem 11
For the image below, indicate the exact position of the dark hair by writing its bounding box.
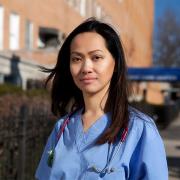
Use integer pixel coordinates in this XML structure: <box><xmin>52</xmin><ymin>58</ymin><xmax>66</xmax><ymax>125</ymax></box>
<box><xmin>44</xmin><ymin>17</ymin><xmax>130</xmax><ymax>144</ymax></box>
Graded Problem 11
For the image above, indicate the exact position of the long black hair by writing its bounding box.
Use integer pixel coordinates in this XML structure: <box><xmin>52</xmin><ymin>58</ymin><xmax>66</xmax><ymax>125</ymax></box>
<box><xmin>44</xmin><ymin>17</ymin><xmax>130</xmax><ymax>144</ymax></box>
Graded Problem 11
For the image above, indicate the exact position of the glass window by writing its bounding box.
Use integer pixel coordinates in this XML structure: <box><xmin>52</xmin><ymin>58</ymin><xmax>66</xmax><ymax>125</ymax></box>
<box><xmin>96</xmin><ymin>5</ymin><xmax>102</xmax><ymax>19</ymax></box>
<box><xmin>0</xmin><ymin>5</ymin><xmax>4</xmax><ymax>50</ymax></box>
<box><xmin>25</xmin><ymin>20</ymin><xmax>33</xmax><ymax>50</ymax></box>
<box><xmin>80</xmin><ymin>0</ymin><xmax>86</xmax><ymax>17</ymax></box>
<box><xmin>9</xmin><ymin>13</ymin><xmax>20</xmax><ymax>50</ymax></box>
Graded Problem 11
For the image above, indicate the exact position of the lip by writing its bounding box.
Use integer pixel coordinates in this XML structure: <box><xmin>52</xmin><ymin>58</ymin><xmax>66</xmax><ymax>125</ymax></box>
<box><xmin>80</xmin><ymin>77</ymin><xmax>97</xmax><ymax>84</ymax></box>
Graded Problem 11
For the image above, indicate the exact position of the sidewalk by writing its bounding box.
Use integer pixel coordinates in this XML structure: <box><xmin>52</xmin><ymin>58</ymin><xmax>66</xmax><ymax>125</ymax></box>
<box><xmin>160</xmin><ymin>112</ymin><xmax>180</xmax><ymax>180</ymax></box>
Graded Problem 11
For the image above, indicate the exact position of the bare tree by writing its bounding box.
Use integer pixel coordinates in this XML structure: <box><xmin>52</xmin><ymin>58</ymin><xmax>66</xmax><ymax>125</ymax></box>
<box><xmin>154</xmin><ymin>9</ymin><xmax>180</xmax><ymax>67</ymax></box>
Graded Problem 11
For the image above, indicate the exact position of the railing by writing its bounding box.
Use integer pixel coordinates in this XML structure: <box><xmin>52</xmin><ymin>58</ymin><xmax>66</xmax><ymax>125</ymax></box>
<box><xmin>0</xmin><ymin>105</ymin><xmax>56</xmax><ymax>180</ymax></box>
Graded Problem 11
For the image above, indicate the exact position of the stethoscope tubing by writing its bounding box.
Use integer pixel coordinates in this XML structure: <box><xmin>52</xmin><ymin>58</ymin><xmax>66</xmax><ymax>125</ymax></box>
<box><xmin>55</xmin><ymin>110</ymin><xmax>128</xmax><ymax>174</ymax></box>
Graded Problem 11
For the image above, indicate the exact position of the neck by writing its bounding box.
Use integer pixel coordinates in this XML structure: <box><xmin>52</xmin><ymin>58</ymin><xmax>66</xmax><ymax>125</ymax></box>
<box><xmin>81</xmin><ymin>89</ymin><xmax>108</xmax><ymax>132</ymax></box>
<box><xmin>82</xmin><ymin>89</ymin><xmax>108</xmax><ymax>116</ymax></box>
<box><xmin>80</xmin><ymin>84</ymin><xmax>110</xmax><ymax>132</ymax></box>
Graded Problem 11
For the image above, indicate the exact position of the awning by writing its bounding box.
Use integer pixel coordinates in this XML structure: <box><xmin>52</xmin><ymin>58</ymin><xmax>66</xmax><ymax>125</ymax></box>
<box><xmin>128</xmin><ymin>67</ymin><xmax>180</xmax><ymax>82</ymax></box>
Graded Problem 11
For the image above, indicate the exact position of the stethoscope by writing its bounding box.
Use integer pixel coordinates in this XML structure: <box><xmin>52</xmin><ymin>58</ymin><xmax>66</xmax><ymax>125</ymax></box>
<box><xmin>47</xmin><ymin>110</ymin><xmax>128</xmax><ymax>177</ymax></box>
<box><xmin>87</xmin><ymin>126</ymin><xmax>128</xmax><ymax>177</ymax></box>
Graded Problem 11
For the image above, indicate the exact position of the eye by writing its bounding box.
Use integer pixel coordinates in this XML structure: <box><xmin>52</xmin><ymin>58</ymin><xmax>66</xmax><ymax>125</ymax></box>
<box><xmin>71</xmin><ymin>56</ymin><xmax>82</xmax><ymax>62</ymax></box>
<box><xmin>92</xmin><ymin>55</ymin><xmax>103</xmax><ymax>61</ymax></box>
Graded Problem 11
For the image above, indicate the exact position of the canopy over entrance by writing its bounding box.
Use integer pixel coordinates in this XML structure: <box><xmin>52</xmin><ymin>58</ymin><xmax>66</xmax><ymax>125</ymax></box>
<box><xmin>128</xmin><ymin>67</ymin><xmax>180</xmax><ymax>82</ymax></box>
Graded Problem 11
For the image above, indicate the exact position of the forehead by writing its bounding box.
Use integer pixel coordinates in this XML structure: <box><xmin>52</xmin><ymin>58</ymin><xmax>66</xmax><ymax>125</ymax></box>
<box><xmin>70</xmin><ymin>32</ymin><xmax>107</xmax><ymax>51</ymax></box>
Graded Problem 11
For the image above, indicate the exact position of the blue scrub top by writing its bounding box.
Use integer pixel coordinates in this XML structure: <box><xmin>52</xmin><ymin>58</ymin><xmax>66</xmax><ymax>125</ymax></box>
<box><xmin>35</xmin><ymin>107</ymin><xmax>168</xmax><ymax>180</ymax></box>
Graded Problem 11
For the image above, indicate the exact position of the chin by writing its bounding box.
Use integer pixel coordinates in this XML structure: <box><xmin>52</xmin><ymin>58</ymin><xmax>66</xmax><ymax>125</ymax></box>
<box><xmin>81</xmin><ymin>88</ymin><xmax>100</xmax><ymax>95</ymax></box>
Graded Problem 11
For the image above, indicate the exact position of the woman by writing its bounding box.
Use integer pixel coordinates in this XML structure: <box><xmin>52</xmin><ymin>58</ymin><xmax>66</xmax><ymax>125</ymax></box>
<box><xmin>35</xmin><ymin>18</ymin><xmax>168</xmax><ymax>180</ymax></box>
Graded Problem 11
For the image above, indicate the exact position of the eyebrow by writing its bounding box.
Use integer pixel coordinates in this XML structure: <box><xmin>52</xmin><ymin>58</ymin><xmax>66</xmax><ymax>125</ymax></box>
<box><xmin>70</xmin><ymin>49</ymin><xmax>103</xmax><ymax>56</ymax></box>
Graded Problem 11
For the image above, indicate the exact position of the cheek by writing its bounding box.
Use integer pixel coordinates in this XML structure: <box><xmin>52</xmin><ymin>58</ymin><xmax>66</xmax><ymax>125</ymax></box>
<box><xmin>70</xmin><ymin>65</ymin><xmax>75</xmax><ymax>77</ymax></box>
<box><xmin>99</xmin><ymin>61</ymin><xmax>115</xmax><ymax>76</ymax></box>
<box><xmin>108</xmin><ymin>60</ymin><xmax>115</xmax><ymax>75</ymax></box>
<box><xmin>70</xmin><ymin>64</ymin><xmax>80</xmax><ymax>79</ymax></box>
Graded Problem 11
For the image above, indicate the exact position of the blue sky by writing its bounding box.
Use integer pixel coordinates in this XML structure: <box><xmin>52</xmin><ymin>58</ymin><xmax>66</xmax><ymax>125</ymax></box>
<box><xmin>155</xmin><ymin>0</ymin><xmax>180</xmax><ymax>20</ymax></box>
<box><xmin>154</xmin><ymin>0</ymin><xmax>180</xmax><ymax>33</ymax></box>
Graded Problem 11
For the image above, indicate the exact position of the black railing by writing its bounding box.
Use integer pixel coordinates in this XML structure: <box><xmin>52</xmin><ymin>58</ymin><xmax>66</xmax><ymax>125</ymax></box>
<box><xmin>0</xmin><ymin>105</ymin><xmax>56</xmax><ymax>180</ymax></box>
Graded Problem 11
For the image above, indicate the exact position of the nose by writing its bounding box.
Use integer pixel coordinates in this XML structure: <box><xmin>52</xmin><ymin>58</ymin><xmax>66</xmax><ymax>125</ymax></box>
<box><xmin>81</xmin><ymin>59</ymin><xmax>93</xmax><ymax>74</ymax></box>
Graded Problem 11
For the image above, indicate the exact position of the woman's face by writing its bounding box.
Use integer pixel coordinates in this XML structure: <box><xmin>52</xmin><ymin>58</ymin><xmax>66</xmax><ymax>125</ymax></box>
<box><xmin>70</xmin><ymin>32</ymin><xmax>115</xmax><ymax>96</ymax></box>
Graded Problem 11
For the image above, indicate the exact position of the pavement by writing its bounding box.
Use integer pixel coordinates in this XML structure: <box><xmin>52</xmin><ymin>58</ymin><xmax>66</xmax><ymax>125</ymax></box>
<box><xmin>160</xmin><ymin>112</ymin><xmax>180</xmax><ymax>180</ymax></box>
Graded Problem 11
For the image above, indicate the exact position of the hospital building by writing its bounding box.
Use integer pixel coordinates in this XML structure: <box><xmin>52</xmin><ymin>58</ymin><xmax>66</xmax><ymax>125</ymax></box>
<box><xmin>0</xmin><ymin>0</ymin><xmax>162</xmax><ymax>104</ymax></box>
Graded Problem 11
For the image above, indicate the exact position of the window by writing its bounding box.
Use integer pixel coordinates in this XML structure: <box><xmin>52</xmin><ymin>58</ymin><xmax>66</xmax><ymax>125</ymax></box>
<box><xmin>80</xmin><ymin>0</ymin><xmax>86</xmax><ymax>17</ymax></box>
<box><xmin>25</xmin><ymin>20</ymin><xmax>33</xmax><ymax>49</ymax></box>
<box><xmin>0</xmin><ymin>5</ymin><xmax>4</xmax><ymax>50</ymax></box>
<box><xmin>92</xmin><ymin>2</ymin><xmax>102</xmax><ymax>19</ymax></box>
<box><xmin>9</xmin><ymin>13</ymin><xmax>20</xmax><ymax>50</ymax></box>
<box><xmin>38</xmin><ymin>27</ymin><xmax>60</xmax><ymax>49</ymax></box>
<box><xmin>96</xmin><ymin>4</ymin><xmax>102</xmax><ymax>19</ymax></box>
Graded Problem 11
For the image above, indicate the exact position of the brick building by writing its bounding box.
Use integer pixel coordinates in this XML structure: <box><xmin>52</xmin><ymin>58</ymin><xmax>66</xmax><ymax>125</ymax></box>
<box><xmin>0</xmin><ymin>0</ymin><xmax>158</xmax><ymax>102</ymax></box>
<box><xmin>0</xmin><ymin>0</ymin><xmax>153</xmax><ymax>65</ymax></box>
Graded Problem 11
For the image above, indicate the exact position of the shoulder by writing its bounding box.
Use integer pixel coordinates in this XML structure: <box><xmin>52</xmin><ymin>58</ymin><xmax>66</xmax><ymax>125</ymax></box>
<box><xmin>127</xmin><ymin>107</ymin><xmax>168</xmax><ymax>179</ymax></box>
<box><xmin>125</xmin><ymin>106</ymin><xmax>165</xmax><ymax>159</ymax></box>
<box><xmin>53</xmin><ymin>114</ymin><xmax>69</xmax><ymax>134</ymax></box>
<box><xmin>128</xmin><ymin>106</ymin><xmax>160</xmax><ymax>141</ymax></box>
<box><xmin>53</xmin><ymin>109</ymin><xmax>81</xmax><ymax>134</ymax></box>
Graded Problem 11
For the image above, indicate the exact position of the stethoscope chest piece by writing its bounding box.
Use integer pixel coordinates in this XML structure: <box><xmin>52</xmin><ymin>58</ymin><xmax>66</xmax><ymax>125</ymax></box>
<box><xmin>47</xmin><ymin>149</ymin><xmax>55</xmax><ymax>167</ymax></box>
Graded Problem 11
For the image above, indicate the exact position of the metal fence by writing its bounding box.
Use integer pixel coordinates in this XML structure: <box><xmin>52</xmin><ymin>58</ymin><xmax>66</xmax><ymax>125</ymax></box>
<box><xmin>0</xmin><ymin>105</ymin><xmax>56</xmax><ymax>180</ymax></box>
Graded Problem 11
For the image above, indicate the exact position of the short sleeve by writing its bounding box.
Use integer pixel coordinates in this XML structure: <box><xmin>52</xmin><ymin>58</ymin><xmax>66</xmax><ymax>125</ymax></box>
<box><xmin>129</xmin><ymin>117</ymin><xmax>168</xmax><ymax>180</ymax></box>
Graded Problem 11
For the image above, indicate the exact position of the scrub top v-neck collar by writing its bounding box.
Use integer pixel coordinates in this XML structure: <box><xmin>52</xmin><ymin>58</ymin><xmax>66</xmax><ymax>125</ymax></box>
<box><xmin>74</xmin><ymin>109</ymin><xmax>111</xmax><ymax>152</ymax></box>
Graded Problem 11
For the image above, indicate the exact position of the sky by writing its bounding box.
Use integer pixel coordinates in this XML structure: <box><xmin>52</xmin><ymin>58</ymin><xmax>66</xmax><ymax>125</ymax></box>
<box><xmin>154</xmin><ymin>0</ymin><xmax>180</xmax><ymax>34</ymax></box>
<box><xmin>155</xmin><ymin>0</ymin><xmax>180</xmax><ymax>21</ymax></box>
<box><xmin>154</xmin><ymin>0</ymin><xmax>180</xmax><ymax>66</ymax></box>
